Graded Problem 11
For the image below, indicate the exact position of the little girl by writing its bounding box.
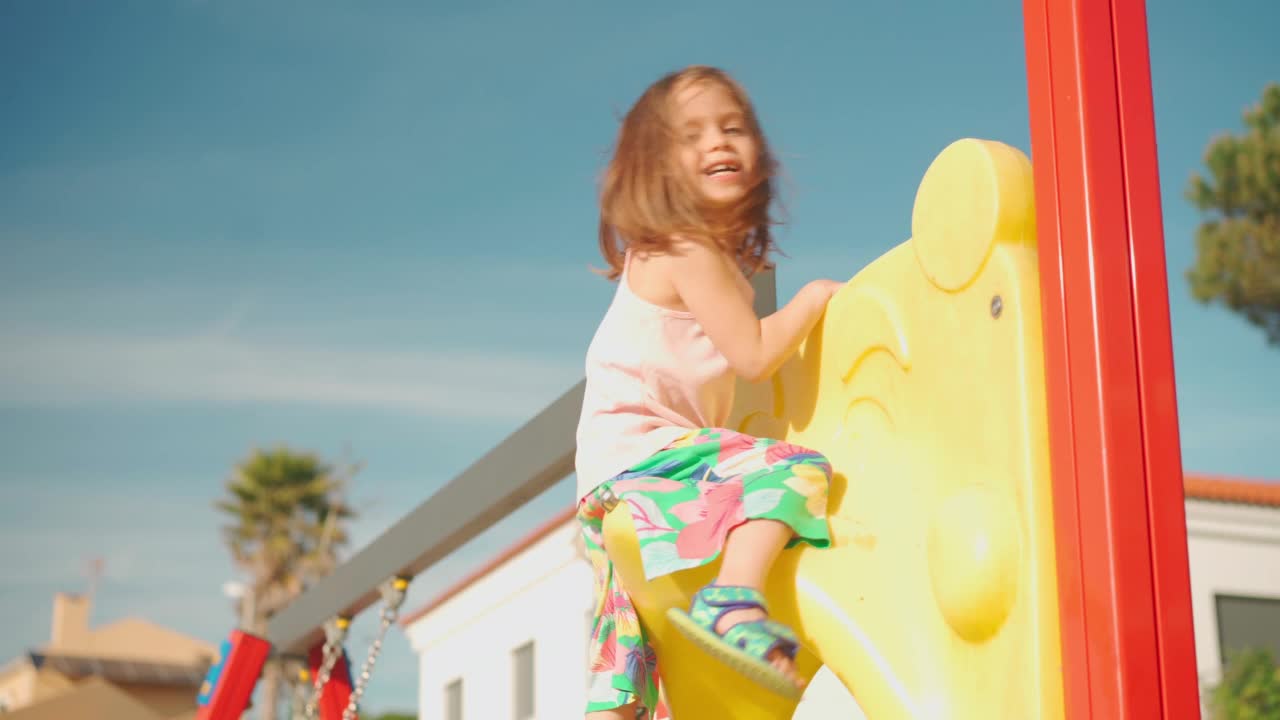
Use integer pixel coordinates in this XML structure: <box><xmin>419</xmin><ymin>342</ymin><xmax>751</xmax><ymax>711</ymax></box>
<box><xmin>574</xmin><ymin>65</ymin><xmax>841</xmax><ymax>719</ymax></box>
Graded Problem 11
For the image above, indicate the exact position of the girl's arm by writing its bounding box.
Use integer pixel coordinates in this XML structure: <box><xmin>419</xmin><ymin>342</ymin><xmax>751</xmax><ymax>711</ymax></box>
<box><xmin>670</xmin><ymin>238</ymin><xmax>841</xmax><ymax>383</ymax></box>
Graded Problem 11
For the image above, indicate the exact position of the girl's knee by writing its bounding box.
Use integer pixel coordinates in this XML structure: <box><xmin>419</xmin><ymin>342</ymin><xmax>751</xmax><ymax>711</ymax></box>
<box><xmin>809</xmin><ymin>451</ymin><xmax>833</xmax><ymax>470</ymax></box>
<box><xmin>796</xmin><ymin>450</ymin><xmax>834</xmax><ymax>480</ymax></box>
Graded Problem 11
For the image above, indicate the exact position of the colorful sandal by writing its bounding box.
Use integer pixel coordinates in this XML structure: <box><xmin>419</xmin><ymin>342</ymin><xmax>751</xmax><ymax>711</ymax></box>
<box><xmin>664</xmin><ymin>585</ymin><xmax>804</xmax><ymax>699</ymax></box>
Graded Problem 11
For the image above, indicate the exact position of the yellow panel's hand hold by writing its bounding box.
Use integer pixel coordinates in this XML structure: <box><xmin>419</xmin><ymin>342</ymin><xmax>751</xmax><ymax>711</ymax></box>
<box><xmin>602</xmin><ymin>139</ymin><xmax>1064</xmax><ymax>720</ymax></box>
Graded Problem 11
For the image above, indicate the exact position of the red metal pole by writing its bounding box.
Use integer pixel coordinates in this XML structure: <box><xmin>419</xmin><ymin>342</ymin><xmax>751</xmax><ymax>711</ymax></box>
<box><xmin>1022</xmin><ymin>0</ymin><xmax>1200</xmax><ymax>717</ymax></box>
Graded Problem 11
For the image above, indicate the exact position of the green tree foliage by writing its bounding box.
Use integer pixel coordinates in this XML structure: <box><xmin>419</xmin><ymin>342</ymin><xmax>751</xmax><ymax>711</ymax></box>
<box><xmin>216</xmin><ymin>446</ymin><xmax>359</xmax><ymax>720</ymax></box>
<box><xmin>1208</xmin><ymin>647</ymin><xmax>1280</xmax><ymax>720</ymax></box>
<box><xmin>1186</xmin><ymin>82</ymin><xmax>1280</xmax><ymax>346</ymax></box>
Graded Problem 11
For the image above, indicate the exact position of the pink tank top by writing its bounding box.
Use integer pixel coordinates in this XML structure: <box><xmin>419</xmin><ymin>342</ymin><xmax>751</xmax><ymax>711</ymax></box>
<box><xmin>574</xmin><ymin>253</ymin><xmax>737</xmax><ymax>500</ymax></box>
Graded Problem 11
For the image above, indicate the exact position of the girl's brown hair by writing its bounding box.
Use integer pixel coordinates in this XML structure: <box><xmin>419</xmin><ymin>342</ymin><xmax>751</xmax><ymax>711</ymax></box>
<box><xmin>596</xmin><ymin>65</ymin><xmax>781</xmax><ymax>280</ymax></box>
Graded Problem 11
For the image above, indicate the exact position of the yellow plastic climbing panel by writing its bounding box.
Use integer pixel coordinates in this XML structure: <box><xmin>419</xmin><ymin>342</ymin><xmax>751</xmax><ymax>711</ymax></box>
<box><xmin>602</xmin><ymin>139</ymin><xmax>1066</xmax><ymax>719</ymax></box>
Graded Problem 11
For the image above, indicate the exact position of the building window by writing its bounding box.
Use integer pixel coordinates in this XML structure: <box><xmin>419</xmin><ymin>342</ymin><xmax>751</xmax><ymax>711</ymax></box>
<box><xmin>512</xmin><ymin>641</ymin><xmax>535</xmax><ymax>720</ymax></box>
<box><xmin>1215</xmin><ymin>594</ymin><xmax>1280</xmax><ymax>667</ymax></box>
<box><xmin>444</xmin><ymin>678</ymin><xmax>463</xmax><ymax>720</ymax></box>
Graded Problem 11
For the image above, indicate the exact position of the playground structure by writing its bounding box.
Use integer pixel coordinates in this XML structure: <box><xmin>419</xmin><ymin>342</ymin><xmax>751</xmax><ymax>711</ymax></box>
<box><xmin>194</xmin><ymin>0</ymin><xmax>1202</xmax><ymax>717</ymax></box>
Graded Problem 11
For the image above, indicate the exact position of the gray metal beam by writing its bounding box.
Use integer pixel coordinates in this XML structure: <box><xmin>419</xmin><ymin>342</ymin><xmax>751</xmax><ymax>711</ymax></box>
<box><xmin>264</xmin><ymin>268</ymin><xmax>777</xmax><ymax>656</ymax></box>
<box><xmin>265</xmin><ymin>379</ymin><xmax>584</xmax><ymax>654</ymax></box>
<box><xmin>752</xmin><ymin>268</ymin><xmax>777</xmax><ymax>319</ymax></box>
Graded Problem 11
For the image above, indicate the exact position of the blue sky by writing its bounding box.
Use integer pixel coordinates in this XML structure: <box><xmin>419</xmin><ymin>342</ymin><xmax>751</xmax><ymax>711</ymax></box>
<box><xmin>1</xmin><ymin>0</ymin><xmax>1276</xmax><ymax>715</ymax></box>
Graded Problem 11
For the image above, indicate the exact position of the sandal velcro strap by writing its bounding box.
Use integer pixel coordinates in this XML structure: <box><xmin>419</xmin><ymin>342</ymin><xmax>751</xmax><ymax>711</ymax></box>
<box><xmin>721</xmin><ymin>620</ymin><xmax>799</xmax><ymax>661</ymax></box>
<box><xmin>758</xmin><ymin>619</ymin><xmax>798</xmax><ymax>645</ymax></box>
<box><xmin>695</xmin><ymin>585</ymin><xmax>769</xmax><ymax>612</ymax></box>
<box><xmin>689</xmin><ymin>585</ymin><xmax>769</xmax><ymax>629</ymax></box>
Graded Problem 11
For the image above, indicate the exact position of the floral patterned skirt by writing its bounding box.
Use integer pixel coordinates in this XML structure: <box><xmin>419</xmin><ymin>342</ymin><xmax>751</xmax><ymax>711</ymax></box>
<box><xmin>578</xmin><ymin>428</ymin><xmax>833</xmax><ymax>715</ymax></box>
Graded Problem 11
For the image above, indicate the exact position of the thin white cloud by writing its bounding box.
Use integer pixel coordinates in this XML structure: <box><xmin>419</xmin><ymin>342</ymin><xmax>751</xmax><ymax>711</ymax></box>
<box><xmin>0</xmin><ymin>482</ymin><xmax>229</xmax><ymax>585</ymax></box>
<box><xmin>0</xmin><ymin>332</ymin><xmax>581</xmax><ymax>420</ymax></box>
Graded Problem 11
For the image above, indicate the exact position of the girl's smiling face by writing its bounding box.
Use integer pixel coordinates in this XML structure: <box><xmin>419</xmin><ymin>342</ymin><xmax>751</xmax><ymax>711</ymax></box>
<box><xmin>671</xmin><ymin>79</ymin><xmax>760</xmax><ymax>208</ymax></box>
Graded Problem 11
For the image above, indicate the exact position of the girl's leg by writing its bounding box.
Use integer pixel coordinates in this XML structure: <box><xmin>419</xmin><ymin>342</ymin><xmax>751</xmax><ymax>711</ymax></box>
<box><xmin>715</xmin><ymin>518</ymin><xmax>802</xmax><ymax>687</ymax></box>
<box><xmin>580</xmin><ymin>489</ymin><xmax>657</xmax><ymax>719</ymax></box>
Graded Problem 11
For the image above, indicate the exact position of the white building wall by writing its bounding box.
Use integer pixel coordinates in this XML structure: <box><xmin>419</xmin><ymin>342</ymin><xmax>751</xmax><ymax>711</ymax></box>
<box><xmin>408</xmin><ymin>498</ymin><xmax>1280</xmax><ymax>719</ymax></box>
<box><xmin>1184</xmin><ymin>499</ymin><xmax>1280</xmax><ymax>692</ymax></box>
<box><xmin>406</xmin><ymin>521</ymin><xmax>594</xmax><ymax>720</ymax></box>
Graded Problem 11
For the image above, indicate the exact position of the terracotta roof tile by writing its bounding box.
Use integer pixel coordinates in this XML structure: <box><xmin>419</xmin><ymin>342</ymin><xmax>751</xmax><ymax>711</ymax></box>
<box><xmin>1184</xmin><ymin>473</ymin><xmax>1280</xmax><ymax>507</ymax></box>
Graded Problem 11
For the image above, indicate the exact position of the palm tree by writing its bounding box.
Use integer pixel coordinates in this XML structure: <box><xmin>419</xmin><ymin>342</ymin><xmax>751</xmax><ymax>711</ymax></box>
<box><xmin>217</xmin><ymin>446</ymin><xmax>359</xmax><ymax>720</ymax></box>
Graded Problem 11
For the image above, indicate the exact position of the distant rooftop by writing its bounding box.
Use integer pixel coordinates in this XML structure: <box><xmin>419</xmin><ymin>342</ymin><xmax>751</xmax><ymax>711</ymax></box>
<box><xmin>27</xmin><ymin>650</ymin><xmax>208</xmax><ymax>687</ymax></box>
<box><xmin>0</xmin><ymin>593</ymin><xmax>218</xmax><ymax>719</ymax></box>
<box><xmin>1</xmin><ymin>677</ymin><xmax>160</xmax><ymax>720</ymax></box>
<box><xmin>0</xmin><ymin>593</ymin><xmax>215</xmax><ymax>687</ymax></box>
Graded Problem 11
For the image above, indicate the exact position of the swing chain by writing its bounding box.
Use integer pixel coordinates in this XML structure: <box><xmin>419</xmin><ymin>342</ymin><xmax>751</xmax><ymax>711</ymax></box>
<box><xmin>341</xmin><ymin>576</ymin><xmax>410</xmax><ymax>720</ymax></box>
<box><xmin>304</xmin><ymin>615</ymin><xmax>351</xmax><ymax>719</ymax></box>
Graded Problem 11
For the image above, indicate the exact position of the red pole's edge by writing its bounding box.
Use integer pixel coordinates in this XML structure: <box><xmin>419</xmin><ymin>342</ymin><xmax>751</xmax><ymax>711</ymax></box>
<box><xmin>1109</xmin><ymin>0</ymin><xmax>1203</xmax><ymax>715</ymax></box>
